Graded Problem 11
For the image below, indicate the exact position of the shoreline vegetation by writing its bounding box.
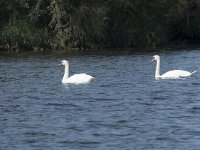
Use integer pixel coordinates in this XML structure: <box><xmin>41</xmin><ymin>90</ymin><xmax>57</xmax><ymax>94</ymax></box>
<box><xmin>1</xmin><ymin>44</ymin><xmax>200</xmax><ymax>56</ymax></box>
<box><xmin>1</xmin><ymin>0</ymin><xmax>200</xmax><ymax>53</ymax></box>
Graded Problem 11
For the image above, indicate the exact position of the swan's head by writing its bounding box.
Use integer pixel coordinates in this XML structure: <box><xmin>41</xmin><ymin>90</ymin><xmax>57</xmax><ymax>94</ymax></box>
<box><xmin>152</xmin><ymin>55</ymin><xmax>160</xmax><ymax>61</ymax></box>
<box><xmin>59</xmin><ymin>60</ymin><xmax>69</xmax><ymax>66</ymax></box>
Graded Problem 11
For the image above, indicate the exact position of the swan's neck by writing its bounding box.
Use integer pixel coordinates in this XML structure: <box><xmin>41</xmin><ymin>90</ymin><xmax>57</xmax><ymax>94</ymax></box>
<box><xmin>155</xmin><ymin>59</ymin><xmax>161</xmax><ymax>78</ymax></box>
<box><xmin>63</xmin><ymin>63</ymin><xmax>69</xmax><ymax>81</ymax></box>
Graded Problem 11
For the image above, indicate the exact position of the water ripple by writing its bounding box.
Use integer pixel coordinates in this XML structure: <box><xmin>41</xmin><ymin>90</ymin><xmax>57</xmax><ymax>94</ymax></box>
<box><xmin>1</xmin><ymin>51</ymin><xmax>200</xmax><ymax>150</ymax></box>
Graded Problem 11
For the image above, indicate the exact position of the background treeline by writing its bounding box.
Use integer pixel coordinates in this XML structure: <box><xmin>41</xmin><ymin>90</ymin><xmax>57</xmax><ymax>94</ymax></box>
<box><xmin>1</xmin><ymin>0</ymin><xmax>200</xmax><ymax>51</ymax></box>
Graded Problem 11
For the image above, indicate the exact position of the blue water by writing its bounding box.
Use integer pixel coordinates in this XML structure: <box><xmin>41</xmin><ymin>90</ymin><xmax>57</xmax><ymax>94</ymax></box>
<box><xmin>1</xmin><ymin>50</ymin><xmax>200</xmax><ymax>150</ymax></box>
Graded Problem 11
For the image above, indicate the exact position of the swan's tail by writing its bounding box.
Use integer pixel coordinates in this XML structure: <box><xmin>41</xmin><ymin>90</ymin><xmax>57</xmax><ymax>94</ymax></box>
<box><xmin>191</xmin><ymin>71</ymin><xmax>197</xmax><ymax>75</ymax></box>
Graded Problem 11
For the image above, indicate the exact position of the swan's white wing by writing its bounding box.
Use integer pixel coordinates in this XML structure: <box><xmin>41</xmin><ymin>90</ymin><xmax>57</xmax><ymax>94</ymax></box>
<box><xmin>161</xmin><ymin>70</ymin><xmax>192</xmax><ymax>79</ymax></box>
<box><xmin>65</xmin><ymin>73</ymin><xmax>94</xmax><ymax>84</ymax></box>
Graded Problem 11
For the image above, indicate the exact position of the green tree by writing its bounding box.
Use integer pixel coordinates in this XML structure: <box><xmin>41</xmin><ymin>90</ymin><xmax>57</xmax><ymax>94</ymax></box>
<box><xmin>70</xmin><ymin>2</ymin><xmax>107</xmax><ymax>49</ymax></box>
<box><xmin>167</xmin><ymin>0</ymin><xmax>200</xmax><ymax>44</ymax></box>
<box><xmin>48</xmin><ymin>0</ymin><xmax>72</xmax><ymax>50</ymax></box>
<box><xmin>0</xmin><ymin>0</ymin><xmax>29</xmax><ymax>25</ymax></box>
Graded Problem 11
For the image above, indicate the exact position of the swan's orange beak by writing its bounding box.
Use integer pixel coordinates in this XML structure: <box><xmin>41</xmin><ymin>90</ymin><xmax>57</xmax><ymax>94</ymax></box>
<box><xmin>152</xmin><ymin>58</ymin><xmax>155</xmax><ymax>62</ymax></box>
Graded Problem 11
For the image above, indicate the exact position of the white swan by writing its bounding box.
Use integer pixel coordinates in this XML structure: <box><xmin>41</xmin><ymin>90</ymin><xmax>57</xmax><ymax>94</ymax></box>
<box><xmin>59</xmin><ymin>60</ymin><xmax>95</xmax><ymax>84</ymax></box>
<box><xmin>152</xmin><ymin>55</ymin><xmax>196</xmax><ymax>79</ymax></box>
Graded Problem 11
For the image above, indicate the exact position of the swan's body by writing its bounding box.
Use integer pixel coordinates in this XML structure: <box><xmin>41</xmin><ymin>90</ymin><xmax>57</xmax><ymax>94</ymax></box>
<box><xmin>152</xmin><ymin>55</ymin><xmax>196</xmax><ymax>79</ymax></box>
<box><xmin>59</xmin><ymin>60</ymin><xmax>94</xmax><ymax>84</ymax></box>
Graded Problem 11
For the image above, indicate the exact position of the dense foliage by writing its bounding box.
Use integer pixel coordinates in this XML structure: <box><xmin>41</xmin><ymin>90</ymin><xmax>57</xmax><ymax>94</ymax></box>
<box><xmin>1</xmin><ymin>0</ymin><xmax>200</xmax><ymax>51</ymax></box>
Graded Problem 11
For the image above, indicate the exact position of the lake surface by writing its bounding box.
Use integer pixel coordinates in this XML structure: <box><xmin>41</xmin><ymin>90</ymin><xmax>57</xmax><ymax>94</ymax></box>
<box><xmin>1</xmin><ymin>50</ymin><xmax>200</xmax><ymax>150</ymax></box>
